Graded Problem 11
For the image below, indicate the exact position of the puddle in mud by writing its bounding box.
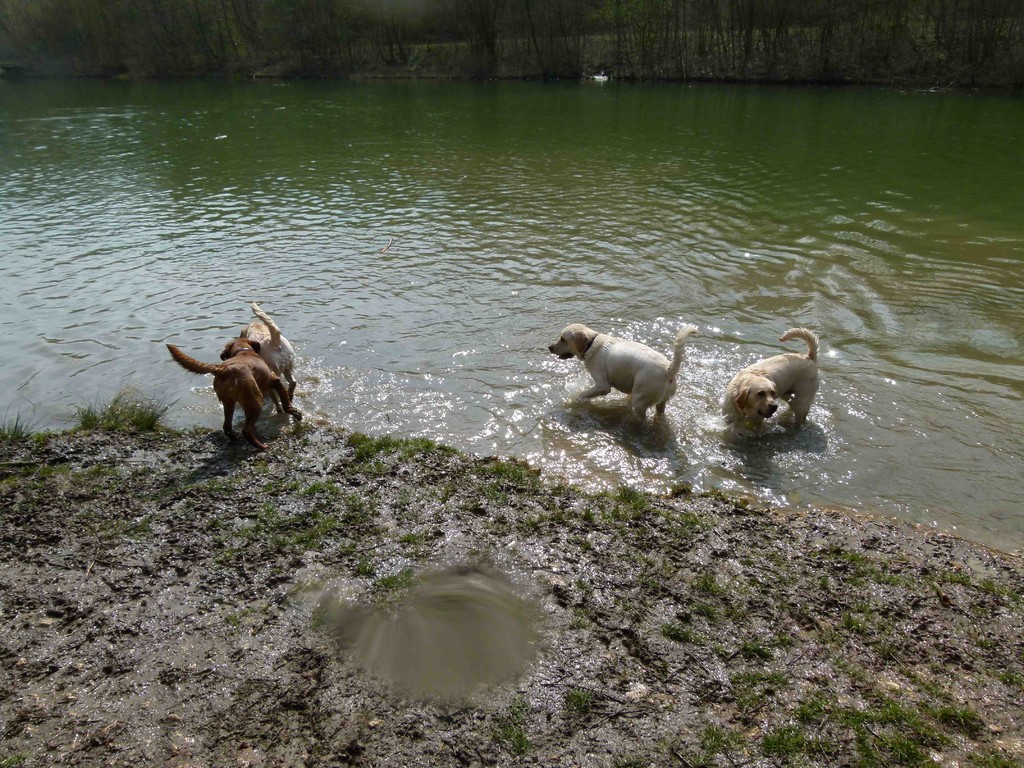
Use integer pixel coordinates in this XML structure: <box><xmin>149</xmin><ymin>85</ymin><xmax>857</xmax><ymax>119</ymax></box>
<box><xmin>316</xmin><ymin>565</ymin><xmax>540</xmax><ymax>701</ymax></box>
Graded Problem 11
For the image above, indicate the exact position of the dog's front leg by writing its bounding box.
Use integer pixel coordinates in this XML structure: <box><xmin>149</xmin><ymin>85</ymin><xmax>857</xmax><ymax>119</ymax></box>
<box><xmin>578</xmin><ymin>380</ymin><xmax>612</xmax><ymax>400</ymax></box>
<box><xmin>268</xmin><ymin>389</ymin><xmax>285</xmax><ymax>414</ymax></box>
<box><xmin>271</xmin><ymin>379</ymin><xmax>303</xmax><ymax>422</ymax></box>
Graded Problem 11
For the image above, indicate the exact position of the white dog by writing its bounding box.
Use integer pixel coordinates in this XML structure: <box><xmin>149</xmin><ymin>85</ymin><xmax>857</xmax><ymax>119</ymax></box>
<box><xmin>548</xmin><ymin>323</ymin><xmax>699</xmax><ymax>419</ymax></box>
<box><xmin>241</xmin><ymin>302</ymin><xmax>297</xmax><ymax>413</ymax></box>
<box><xmin>722</xmin><ymin>328</ymin><xmax>819</xmax><ymax>428</ymax></box>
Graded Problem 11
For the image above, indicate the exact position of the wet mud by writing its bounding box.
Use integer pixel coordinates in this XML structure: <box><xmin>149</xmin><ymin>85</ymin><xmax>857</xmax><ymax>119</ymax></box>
<box><xmin>1</xmin><ymin>427</ymin><xmax>1022</xmax><ymax>767</ymax></box>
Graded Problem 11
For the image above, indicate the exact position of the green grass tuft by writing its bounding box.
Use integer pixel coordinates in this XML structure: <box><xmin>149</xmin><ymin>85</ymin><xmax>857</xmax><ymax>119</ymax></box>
<box><xmin>694</xmin><ymin>724</ymin><xmax>745</xmax><ymax>763</ymax></box>
<box><xmin>0</xmin><ymin>411</ymin><xmax>34</xmax><ymax>442</ymax></box>
<box><xmin>739</xmin><ymin>640</ymin><xmax>774</xmax><ymax>661</ymax></box>
<box><xmin>374</xmin><ymin>568</ymin><xmax>415</xmax><ymax>592</ymax></box>
<box><xmin>762</xmin><ymin>725</ymin><xmax>807</xmax><ymax>756</ymax></box>
<box><xmin>613</xmin><ymin>485</ymin><xmax>651</xmax><ymax>517</ymax></box>
<box><xmin>493</xmin><ymin>696</ymin><xmax>531</xmax><ymax>755</ymax></box>
<box><xmin>969</xmin><ymin>752</ymin><xmax>1024</xmax><ymax>768</ymax></box>
<box><xmin>564</xmin><ymin>687</ymin><xmax>594</xmax><ymax>717</ymax></box>
<box><xmin>75</xmin><ymin>387</ymin><xmax>171</xmax><ymax>432</ymax></box>
<box><xmin>478</xmin><ymin>457</ymin><xmax>540</xmax><ymax>486</ymax></box>
<box><xmin>692</xmin><ymin>572</ymin><xmax>725</xmax><ymax>596</ymax></box>
<box><xmin>929</xmin><ymin>704</ymin><xmax>984</xmax><ymax>738</ymax></box>
<box><xmin>661</xmin><ymin>622</ymin><xmax>697</xmax><ymax>643</ymax></box>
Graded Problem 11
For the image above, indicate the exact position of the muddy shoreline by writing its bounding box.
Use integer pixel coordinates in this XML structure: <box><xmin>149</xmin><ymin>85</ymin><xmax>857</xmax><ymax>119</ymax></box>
<box><xmin>1</xmin><ymin>426</ymin><xmax>1022</xmax><ymax>767</ymax></box>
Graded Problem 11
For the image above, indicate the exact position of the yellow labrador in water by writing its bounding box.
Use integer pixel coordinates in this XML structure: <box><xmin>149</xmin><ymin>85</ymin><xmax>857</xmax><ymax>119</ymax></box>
<box><xmin>239</xmin><ymin>302</ymin><xmax>297</xmax><ymax>413</ymax></box>
<box><xmin>722</xmin><ymin>328</ymin><xmax>819</xmax><ymax>428</ymax></box>
<box><xmin>548</xmin><ymin>323</ymin><xmax>699</xmax><ymax>419</ymax></box>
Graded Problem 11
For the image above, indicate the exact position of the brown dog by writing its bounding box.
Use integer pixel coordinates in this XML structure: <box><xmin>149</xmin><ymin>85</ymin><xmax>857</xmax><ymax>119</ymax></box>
<box><xmin>166</xmin><ymin>338</ymin><xmax>302</xmax><ymax>450</ymax></box>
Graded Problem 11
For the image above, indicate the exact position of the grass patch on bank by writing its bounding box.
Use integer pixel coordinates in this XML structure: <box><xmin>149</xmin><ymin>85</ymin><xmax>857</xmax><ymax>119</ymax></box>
<box><xmin>348</xmin><ymin>432</ymin><xmax>455</xmax><ymax>464</ymax></box>
<box><xmin>75</xmin><ymin>387</ymin><xmax>171</xmax><ymax>432</ymax></box>
<box><xmin>476</xmin><ymin>457</ymin><xmax>541</xmax><ymax>487</ymax></box>
<box><xmin>661</xmin><ymin>621</ymin><xmax>698</xmax><ymax>644</ymax></box>
<box><xmin>794</xmin><ymin>691</ymin><xmax>957</xmax><ymax>765</ymax></box>
<box><xmin>969</xmin><ymin>753</ymin><xmax>1024</xmax><ymax>768</ymax></box>
<box><xmin>0</xmin><ymin>411</ymin><xmax>34</xmax><ymax>442</ymax></box>
<box><xmin>678</xmin><ymin>724</ymin><xmax>746</xmax><ymax>765</ymax></box>
<box><xmin>492</xmin><ymin>696</ymin><xmax>530</xmax><ymax>755</ymax></box>
<box><xmin>564</xmin><ymin>687</ymin><xmax>595</xmax><ymax>717</ymax></box>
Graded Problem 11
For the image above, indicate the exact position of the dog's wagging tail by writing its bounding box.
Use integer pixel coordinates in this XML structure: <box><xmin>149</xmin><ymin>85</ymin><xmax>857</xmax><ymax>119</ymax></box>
<box><xmin>779</xmin><ymin>327</ymin><xmax>818</xmax><ymax>361</ymax></box>
<box><xmin>167</xmin><ymin>344</ymin><xmax>229</xmax><ymax>376</ymax></box>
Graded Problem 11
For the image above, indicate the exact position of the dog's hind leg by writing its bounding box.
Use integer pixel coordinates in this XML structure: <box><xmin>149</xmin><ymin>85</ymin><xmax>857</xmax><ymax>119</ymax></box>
<box><xmin>241</xmin><ymin>417</ymin><xmax>268</xmax><ymax>450</ymax></box>
<box><xmin>787</xmin><ymin>397</ymin><xmax>812</xmax><ymax>426</ymax></box>
<box><xmin>221</xmin><ymin>399</ymin><xmax>237</xmax><ymax>441</ymax></box>
<box><xmin>240</xmin><ymin>400</ymin><xmax>268</xmax><ymax>451</ymax></box>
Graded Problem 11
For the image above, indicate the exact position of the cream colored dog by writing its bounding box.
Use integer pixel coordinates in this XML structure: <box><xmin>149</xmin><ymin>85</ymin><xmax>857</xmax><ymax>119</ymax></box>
<box><xmin>548</xmin><ymin>323</ymin><xmax>699</xmax><ymax>419</ymax></box>
<box><xmin>240</xmin><ymin>302</ymin><xmax>296</xmax><ymax>413</ymax></box>
<box><xmin>722</xmin><ymin>328</ymin><xmax>819</xmax><ymax>427</ymax></box>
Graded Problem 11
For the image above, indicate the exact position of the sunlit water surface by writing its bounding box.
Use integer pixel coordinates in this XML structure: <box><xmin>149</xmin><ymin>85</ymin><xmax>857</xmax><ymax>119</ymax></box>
<box><xmin>2</xmin><ymin>80</ymin><xmax>1022</xmax><ymax>553</ymax></box>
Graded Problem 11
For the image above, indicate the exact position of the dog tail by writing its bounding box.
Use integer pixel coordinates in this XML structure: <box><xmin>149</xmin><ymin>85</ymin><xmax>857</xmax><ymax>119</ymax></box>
<box><xmin>667</xmin><ymin>324</ymin><xmax>700</xmax><ymax>381</ymax></box>
<box><xmin>166</xmin><ymin>344</ymin><xmax>224</xmax><ymax>376</ymax></box>
<box><xmin>250</xmin><ymin>302</ymin><xmax>281</xmax><ymax>344</ymax></box>
<box><xmin>780</xmin><ymin>327</ymin><xmax>819</xmax><ymax>361</ymax></box>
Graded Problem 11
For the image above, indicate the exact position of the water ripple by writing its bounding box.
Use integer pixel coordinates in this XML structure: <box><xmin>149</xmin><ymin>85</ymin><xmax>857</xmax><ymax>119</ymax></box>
<box><xmin>2</xmin><ymin>80</ymin><xmax>1023</xmax><ymax>553</ymax></box>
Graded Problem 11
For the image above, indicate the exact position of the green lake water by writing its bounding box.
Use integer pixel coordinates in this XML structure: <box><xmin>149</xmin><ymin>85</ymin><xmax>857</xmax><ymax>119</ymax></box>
<box><xmin>2</xmin><ymin>79</ymin><xmax>1022</xmax><ymax>551</ymax></box>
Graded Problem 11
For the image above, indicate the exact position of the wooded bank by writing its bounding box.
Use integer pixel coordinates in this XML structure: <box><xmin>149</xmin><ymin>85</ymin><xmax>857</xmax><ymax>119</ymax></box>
<box><xmin>1</xmin><ymin>0</ymin><xmax>1021</xmax><ymax>87</ymax></box>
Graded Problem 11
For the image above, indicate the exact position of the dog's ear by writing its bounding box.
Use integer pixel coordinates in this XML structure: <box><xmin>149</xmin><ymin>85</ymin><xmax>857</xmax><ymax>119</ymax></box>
<box><xmin>571</xmin><ymin>328</ymin><xmax>590</xmax><ymax>358</ymax></box>
<box><xmin>238</xmin><ymin>326</ymin><xmax>248</xmax><ymax>339</ymax></box>
<box><xmin>735</xmin><ymin>386</ymin><xmax>749</xmax><ymax>411</ymax></box>
<box><xmin>248</xmin><ymin>340</ymin><xmax>261</xmax><ymax>354</ymax></box>
<box><xmin>220</xmin><ymin>343</ymin><xmax>233</xmax><ymax>361</ymax></box>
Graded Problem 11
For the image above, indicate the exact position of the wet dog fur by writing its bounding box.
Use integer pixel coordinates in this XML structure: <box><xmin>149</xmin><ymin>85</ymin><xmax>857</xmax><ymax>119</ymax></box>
<box><xmin>241</xmin><ymin>302</ymin><xmax>296</xmax><ymax>413</ymax></box>
<box><xmin>166</xmin><ymin>337</ymin><xmax>301</xmax><ymax>450</ymax></box>
<box><xmin>548</xmin><ymin>323</ymin><xmax>699</xmax><ymax>419</ymax></box>
<box><xmin>722</xmin><ymin>328</ymin><xmax>819</xmax><ymax>428</ymax></box>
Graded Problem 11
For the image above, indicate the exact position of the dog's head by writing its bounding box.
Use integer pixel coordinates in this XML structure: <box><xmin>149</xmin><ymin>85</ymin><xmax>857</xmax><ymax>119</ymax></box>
<box><xmin>220</xmin><ymin>338</ymin><xmax>261</xmax><ymax>361</ymax></box>
<box><xmin>548</xmin><ymin>324</ymin><xmax>597</xmax><ymax>360</ymax></box>
<box><xmin>733</xmin><ymin>373</ymin><xmax>779</xmax><ymax>420</ymax></box>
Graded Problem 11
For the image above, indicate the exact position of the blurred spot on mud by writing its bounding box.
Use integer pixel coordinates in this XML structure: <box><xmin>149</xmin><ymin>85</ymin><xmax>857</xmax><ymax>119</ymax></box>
<box><xmin>317</xmin><ymin>565</ymin><xmax>540</xmax><ymax>701</ymax></box>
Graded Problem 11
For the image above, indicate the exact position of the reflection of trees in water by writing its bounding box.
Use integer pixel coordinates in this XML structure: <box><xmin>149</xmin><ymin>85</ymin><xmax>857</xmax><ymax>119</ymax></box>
<box><xmin>2</xmin><ymin>0</ymin><xmax>1021</xmax><ymax>85</ymax></box>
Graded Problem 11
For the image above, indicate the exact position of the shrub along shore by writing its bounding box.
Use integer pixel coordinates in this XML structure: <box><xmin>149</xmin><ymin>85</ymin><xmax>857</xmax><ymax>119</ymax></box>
<box><xmin>0</xmin><ymin>392</ymin><xmax>1022</xmax><ymax>767</ymax></box>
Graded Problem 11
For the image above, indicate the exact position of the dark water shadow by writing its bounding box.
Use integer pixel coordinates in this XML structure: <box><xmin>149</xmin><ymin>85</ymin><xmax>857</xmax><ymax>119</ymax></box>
<box><xmin>721</xmin><ymin>421</ymin><xmax>829</xmax><ymax>487</ymax></box>
<box><xmin>554</xmin><ymin>398</ymin><xmax>690</xmax><ymax>467</ymax></box>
